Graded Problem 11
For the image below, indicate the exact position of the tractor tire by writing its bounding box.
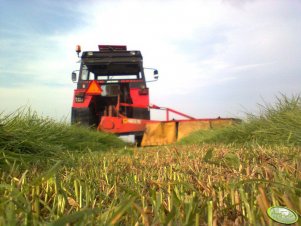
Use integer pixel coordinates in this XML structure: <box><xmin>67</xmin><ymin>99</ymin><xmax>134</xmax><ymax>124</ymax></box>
<box><xmin>71</xmin><ymin>106</ymin><xmax>98</xmax><ymax>127</ymax></box>
<box><xmin>132</xmin><ymin>108</ymin><xmax>150</xmax><ymax>120</ymax></box>
<box><xmin>134</xmin><ymin>135</ymin><xmax>143</xmax><ymax>147</ymax></box>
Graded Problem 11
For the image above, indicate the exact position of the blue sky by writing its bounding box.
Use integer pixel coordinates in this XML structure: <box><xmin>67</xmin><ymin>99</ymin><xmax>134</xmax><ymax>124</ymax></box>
<box><xmin>0</xmin><ymin>0</ymin><xmax>301</xmax><ymax>120</ymax></box>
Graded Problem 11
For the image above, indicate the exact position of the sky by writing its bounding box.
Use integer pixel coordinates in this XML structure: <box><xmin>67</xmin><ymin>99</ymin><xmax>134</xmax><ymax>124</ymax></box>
<box><xmin>0</xmin><ymin>0</ymin><xmax>301</xmax><ymax>121</ymax></box>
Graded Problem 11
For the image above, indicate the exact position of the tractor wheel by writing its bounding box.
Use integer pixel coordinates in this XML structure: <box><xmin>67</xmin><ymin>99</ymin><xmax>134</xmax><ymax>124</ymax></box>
<box><xmin>134</xmin><ymin>135</ymin><xmax>143</xmax><ymax>147</ymax></box>
<box><xmin>132</xmin><ymin>108</ymin><xmax>150</xmax><ymax>120</ymax></box>
<box><xmin>71</xmin><ymin>105</ymin><xmax>98</xmax><ymax>127</ymax></box>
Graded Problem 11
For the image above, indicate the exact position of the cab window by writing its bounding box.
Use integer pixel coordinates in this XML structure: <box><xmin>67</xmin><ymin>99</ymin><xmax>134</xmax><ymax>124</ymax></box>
<box><xmin>81</xmin><ymin>64</ymin><xmax>89</xmax><ymax>80</ymax></box>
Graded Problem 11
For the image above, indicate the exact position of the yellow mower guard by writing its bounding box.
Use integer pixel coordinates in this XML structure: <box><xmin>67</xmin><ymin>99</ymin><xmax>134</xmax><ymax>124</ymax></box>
<box><xmin>141</xmin><ymin>118</ymin><xmax>238</xmax><ymax>146</ymax></box>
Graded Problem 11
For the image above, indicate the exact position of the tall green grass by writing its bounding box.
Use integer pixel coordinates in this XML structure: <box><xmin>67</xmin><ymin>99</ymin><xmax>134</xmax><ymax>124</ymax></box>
<box><xmin>0</xmin><ymin>108</ymin><xmax>125</xmax><ymax>165</ymax></box>
<box><xmin>181</xmin><ymin>94</ymin><xmax>301</xmax><ymax>146</ymax></box>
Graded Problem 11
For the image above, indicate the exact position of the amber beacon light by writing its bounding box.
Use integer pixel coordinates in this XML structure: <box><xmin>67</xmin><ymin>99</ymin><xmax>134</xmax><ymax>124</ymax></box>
<box><xmin>75</xmin><ymin>45</ymin><xmax>81</xmax><ymax>57</ymax></box>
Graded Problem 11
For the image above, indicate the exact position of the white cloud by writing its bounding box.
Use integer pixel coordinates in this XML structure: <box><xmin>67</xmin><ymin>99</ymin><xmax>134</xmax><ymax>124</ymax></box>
<box><xmin>1</xmin><ymin>0</ymin><xmax>301</xmax><ymax>120</ymax></box>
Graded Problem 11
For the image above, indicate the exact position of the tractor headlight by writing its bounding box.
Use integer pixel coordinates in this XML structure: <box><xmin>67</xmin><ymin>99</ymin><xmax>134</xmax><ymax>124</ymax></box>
<box><xmin>139</xmin><ymin>87</ymin><xmax>148</xmax><ymax>95</ymax></box>
<box><xmin>75</xmin><ymin>93</ymin><xmax>85</xmax><ymax>103</ymax></box>
<box><xmin>75</xmin><ymin>97</ymin><xmax>84</xmax><ymax>103</ymax></box>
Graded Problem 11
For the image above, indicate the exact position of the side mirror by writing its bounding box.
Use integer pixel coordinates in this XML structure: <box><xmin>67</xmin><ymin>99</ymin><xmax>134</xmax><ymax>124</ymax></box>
<box><xmin>154</xmin><ymin>70</ymin><xmax>159</xmax><ymax>80</ymax></box>
<box><xmin>144</xmin><ymin>67</ymin><xmax>159</xmax><ymax>82</ymax></box>
<box><xmin>71</xmin><ymin>72</ymin><xmax>77</xmax><ymax>82</ymax></box>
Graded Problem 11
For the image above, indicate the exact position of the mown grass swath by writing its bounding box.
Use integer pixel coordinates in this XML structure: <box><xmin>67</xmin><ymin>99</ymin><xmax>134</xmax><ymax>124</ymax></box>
<box><xmin>0</xmin><ymin>96</ymin><xmax>301</xmax><ymax>225</ymax></box>
<box><xmin>0</xmin><ymin>108</ymin><xmax>125</xmax><ymax>165</ymax></box>
<box><xmin>181</xmin><ymin>94</ymin><xmax>301</xmax><ymax>146</ymax></box>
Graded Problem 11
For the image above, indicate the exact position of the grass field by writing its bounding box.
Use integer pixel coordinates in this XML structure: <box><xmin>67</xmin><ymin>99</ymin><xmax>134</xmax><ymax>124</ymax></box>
<box><xmin>0</xmin><ymin>96</ymin><xmax>300</xmax><ymax>225</ymax></box>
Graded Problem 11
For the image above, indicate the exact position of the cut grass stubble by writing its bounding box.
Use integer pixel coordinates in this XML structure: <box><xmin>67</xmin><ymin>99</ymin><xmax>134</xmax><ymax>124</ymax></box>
<box><xmin>1</xmin><ymin>144</ymin><xmax>301</xmax><ymax>225</ymax></box>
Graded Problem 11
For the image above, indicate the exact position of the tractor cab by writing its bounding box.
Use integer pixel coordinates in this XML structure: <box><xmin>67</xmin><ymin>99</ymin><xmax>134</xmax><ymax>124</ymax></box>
<box><xmin>71</xmin><ymin>45</ymin><xmax>158</xmax><ymax>133</ymax></box>
<box><xmin>75</xmin><ymin>45</ymin><xmax>145</xmax><ymax>87</ymax></box>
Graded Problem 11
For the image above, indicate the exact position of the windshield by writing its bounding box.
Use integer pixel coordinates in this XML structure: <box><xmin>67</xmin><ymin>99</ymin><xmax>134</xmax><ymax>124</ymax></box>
<box><xmin>81</xmin><ymin>64</ymin><xmax>89</xmax><ymax>80</ymax></box>
<box><xmin>80</xmin><ymin>64</ymin><xmax>142</xmax><ymax>81</ymax></box>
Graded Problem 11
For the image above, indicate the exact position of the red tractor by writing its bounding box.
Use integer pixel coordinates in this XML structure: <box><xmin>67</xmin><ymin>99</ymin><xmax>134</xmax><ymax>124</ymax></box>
<box><xmin>71</xmin><ymin>45</ymin><xmax>155</xmax><ymax>143</ymax></box>
<box><xmin>71</xmin><ymin>45</ymin><xmax>239</xmax><ymax>146</ymax></box>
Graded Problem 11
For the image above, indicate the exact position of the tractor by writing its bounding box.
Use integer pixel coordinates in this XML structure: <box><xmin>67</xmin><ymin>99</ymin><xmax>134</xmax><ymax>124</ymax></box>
<box><xmin>71</xmin><ymin>45</ymin><xmax>239</xmax><ymax>146</ymax></box>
